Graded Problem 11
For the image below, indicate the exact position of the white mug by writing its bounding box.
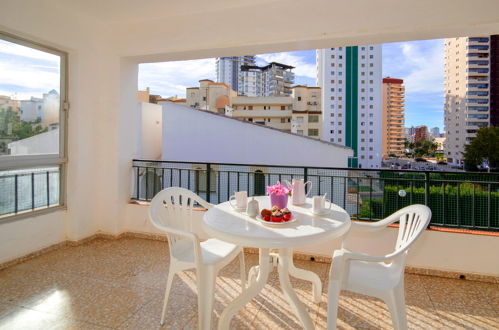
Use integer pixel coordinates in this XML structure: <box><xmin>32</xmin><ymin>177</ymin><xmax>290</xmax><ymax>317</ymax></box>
<box><xmin>229</xmin><ymin>191</ymin><xmax>247</xmax><ymax>210</ymax></box>
<box><xmin>312</xmin><ymin>195</ymin><xmax>332</xmax><ymax>214</ymax></box>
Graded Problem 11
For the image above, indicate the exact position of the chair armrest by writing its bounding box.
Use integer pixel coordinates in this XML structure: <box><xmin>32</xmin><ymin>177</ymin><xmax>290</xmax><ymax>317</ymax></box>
<box><xmin>350</xmin><ymin>211</ymin><xmax>404</xmax><ymax>232</ymax></box>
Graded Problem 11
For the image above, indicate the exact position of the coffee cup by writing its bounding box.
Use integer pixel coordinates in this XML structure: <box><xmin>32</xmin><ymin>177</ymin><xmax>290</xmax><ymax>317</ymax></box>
<box><xmin>312</xmin><ymin>195</ymin><xmax>332</xmax><ymax>214</ymax></box>
<box><xmin>229</xmin><ymin>191</ymin><xmax>248</xmax><ymax>210</ymax></box>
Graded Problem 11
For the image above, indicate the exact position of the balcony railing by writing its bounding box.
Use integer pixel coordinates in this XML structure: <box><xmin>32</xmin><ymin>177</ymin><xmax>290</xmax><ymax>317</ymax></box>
<box><xmin>0</xmin><ymin>166</ymin><xmax>61</xmax><ymax>219</ymax></box>
<box><xmin>132</xmin><ymin>160</ymin><xmax>499</xmax><ymax>232</ymax></box>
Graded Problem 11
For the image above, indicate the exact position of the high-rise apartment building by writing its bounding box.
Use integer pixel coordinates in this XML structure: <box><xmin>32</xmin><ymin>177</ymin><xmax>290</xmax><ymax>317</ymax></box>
<box><xmin>239</xmin><ymin>62</ymin><xmax>295</xmax><ymax>97</ymax></box>
<box><xmin>216</xmin><ymin>58</ymin><xmax>295</xmax><ymax>97</ymax></box>
<box><xmin>430</xmin><ymin>127</ymin><xmax>441</xmax><ymax>139</ymax></box>
<box><xmin>317</xmin><ymin>45</ymin><xmax>382</xmax><ymax>168</ymax></box>
<box><xmin>381</xmin><ymin>77</ymin><xmax>405</xmax><ymax>158</ymax></box>
<box><xmin>414</xmin><ymin>125</ymin><xmax>428</xmax><ymax>142</ymax></box>
<box><xmin>216</xmin><ymin>56</ymin><xmax>256</xmax><ymax>94</ymax></box>
<box><xmin>405</xmin><ymin>126</ymin><xmax>416</xmax><ymax>143</ymax></box>
<box><xmin>444</xmin><ymin>36</ymin><xmax>499</xmax><ymax>165</ymax></box>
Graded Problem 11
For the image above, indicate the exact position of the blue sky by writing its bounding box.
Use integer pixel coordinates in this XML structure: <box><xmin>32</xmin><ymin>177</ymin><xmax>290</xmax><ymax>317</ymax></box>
<box><xmin>0</xmin><ymin>38</ymin><xmax>444</xmax><ymax>129</ymax></box>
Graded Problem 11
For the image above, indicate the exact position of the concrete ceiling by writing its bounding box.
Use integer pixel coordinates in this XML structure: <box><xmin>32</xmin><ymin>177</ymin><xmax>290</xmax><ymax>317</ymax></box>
<box><xmin>2</xmin><ymin>0</ymin><xmax>499</xmax><ymax>62</ymax></box>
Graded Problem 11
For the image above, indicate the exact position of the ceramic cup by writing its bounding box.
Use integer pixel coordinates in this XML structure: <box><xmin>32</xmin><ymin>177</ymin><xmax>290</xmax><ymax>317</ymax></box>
<box><xmin>312</xmin><ymin>195</ymin><xmax>332</xmax><ymax>214</ymax></box>
<box><xmin>229</xmin><ymin>191</ymin><xmax>248</xmax><ymax>210</ymax></box>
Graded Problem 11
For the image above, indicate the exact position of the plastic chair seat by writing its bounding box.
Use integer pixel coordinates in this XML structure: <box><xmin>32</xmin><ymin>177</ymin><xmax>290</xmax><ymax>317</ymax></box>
<box><xmin>345</xmin><ymin>257</ymin><xmax>401</xmax><ymax>293</ymax></box>
<box><xmin>173</xmin><ymin>238</ymin><xmax>241</xmax><ymax>266</ymax></box>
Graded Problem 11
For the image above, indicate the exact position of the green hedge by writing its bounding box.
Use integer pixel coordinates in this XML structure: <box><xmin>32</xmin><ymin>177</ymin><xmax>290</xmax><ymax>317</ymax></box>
<box><xmin>359</xmin><ymin>183</ymin><xmax>499</xmax><ymax>229</ymax></box>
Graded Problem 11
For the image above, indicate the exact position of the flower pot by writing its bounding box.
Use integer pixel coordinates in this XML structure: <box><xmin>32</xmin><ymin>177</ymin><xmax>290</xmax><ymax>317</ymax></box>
<box><xmin>270</xmin><ymin>193</ymin><xmax>288</xmax><ymax>209</ymax></box>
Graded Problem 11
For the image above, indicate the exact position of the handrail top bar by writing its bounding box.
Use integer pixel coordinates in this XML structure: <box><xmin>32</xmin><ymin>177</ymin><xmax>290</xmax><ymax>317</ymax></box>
<box><xmin>132</xmin><ymin>159</ymin><xmax>498</xmax><ymax>176</ymax></box>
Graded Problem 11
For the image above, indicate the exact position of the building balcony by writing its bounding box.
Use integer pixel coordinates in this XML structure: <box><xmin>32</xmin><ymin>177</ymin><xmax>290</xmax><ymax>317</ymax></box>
<box><xmin>2</xmin><ymin>1</ymin><xmax>499</xmax><ymax>329</ymax></box>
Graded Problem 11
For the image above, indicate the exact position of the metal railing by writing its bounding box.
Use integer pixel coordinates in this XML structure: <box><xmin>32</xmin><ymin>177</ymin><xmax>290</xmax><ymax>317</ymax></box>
<box><xmin>132</xmin><ymin>159</ymin><xmax>499</xmax><ymax>232</ymax></box>
<box><xmin>0</xmin><ymin>166</ymin><xmax>61</xmax><ymax>218</ymax></box>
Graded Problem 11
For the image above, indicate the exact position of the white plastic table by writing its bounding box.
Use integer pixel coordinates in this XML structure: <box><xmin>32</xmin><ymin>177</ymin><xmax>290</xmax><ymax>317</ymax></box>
<box><xmin>203</xmin><ymin>196</ymin><xmax>351</xmax><ymax>330</ymax></box>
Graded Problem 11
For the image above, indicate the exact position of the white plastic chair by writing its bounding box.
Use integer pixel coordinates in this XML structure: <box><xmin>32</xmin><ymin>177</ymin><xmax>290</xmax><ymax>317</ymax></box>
<box><xmin>149</xmin><ymin>187</ymin><xmax>246</xmax><ymax>329</ymax></box>
<box><xmin>326</xmin><ymin>205</ymin><xmax>431</xmax><ymax>330</ymax></box>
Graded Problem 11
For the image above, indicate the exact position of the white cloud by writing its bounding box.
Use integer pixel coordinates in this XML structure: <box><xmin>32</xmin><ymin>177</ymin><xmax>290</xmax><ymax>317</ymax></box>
<box><xmin>0</xmin><ymin>40</ymin><xmax>59</xmax><ymax>62</ymax></box>
<box><xmin>0</xmin><ymin>62</ymin><xmax>59</xmax><ymax>93</ymax></box>
<box><xmin>392</xmin><ymin>41</ymin><xmax>444</xmax><ymax>94</ymax></box>
<box><xmin>139</xmin><ymin>58</ymin><xmax>216</xmax><ymax>97</ymax></box>
<box><xmin>257</xmin><ymin>52</ymin><xmax>315</xmax><ymax>79</ymax></box>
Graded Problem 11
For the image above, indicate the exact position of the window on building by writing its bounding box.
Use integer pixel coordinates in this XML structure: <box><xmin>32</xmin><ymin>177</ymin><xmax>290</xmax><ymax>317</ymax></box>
<box><xmin>338</xmin><ymin>138</ymin><xmax>342</xmax><ymax>142</ymax></box>
<box><xmin>203</xmin><ymin>96</ymin><xmax>207</xmax><ymax>101</ymax></box>
<box><xmin>280</xmin><ymin>118</ymin><xmax>286</xmax><ymax>123</ymax></box>
<box><xmin>308</xmin><ymin>129</ymin><xmax>319</xmax><ymax>136</ymax></box>
<box><xmin>248</xmin><ymin>106</ymin><xmax>253</xmax><ymax>110</ymax></box>
<box><xmin>308</xmin><ymin>116</ymin><xmax>319</xmax><ymax>123</ymax></box>
<box><xmin>280</xmin><ymin>106</ymin><xmax>285</xmax><ymax>110</ymax></box>
<box><xmin>0</xmin><ymin>33</ymin><xmax>67</xmax><ymax>219</ymax></box>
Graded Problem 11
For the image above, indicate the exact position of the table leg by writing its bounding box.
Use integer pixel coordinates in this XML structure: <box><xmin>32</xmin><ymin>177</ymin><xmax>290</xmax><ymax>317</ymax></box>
<box><xmin>218</xmin><ymin>249</ymin><xmax>271</xmax><ymax>330</ymax></box>
<box><xmin>288</xmin><ymin>257</ymin><xmax>323</xmax><ymax>303</ymax></box>
<box><xmin>277</xmin><ymin>248</ymin><xmax>315</xmax><ymax>330</ymax></box>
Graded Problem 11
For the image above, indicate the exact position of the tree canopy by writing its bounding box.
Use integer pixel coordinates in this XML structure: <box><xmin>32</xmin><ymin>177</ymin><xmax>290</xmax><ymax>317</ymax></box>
<box><xmin>463</xmin><ymin>126</ymin><xmax>499</xmax><ymax>171</ymax></box>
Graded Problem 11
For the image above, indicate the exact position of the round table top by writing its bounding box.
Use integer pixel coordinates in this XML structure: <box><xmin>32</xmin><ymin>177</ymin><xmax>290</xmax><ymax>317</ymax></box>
<box><xmin>203</xmin><ymin>196</ymin><xmax>351</xmax><ymax>249</ymax></box>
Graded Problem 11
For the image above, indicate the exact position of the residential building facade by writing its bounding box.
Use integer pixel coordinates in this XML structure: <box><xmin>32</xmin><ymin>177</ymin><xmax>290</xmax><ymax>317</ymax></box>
<box><xmin>405</xmin><ymin>126</ymin><xmax>416</xmax><ymax>143</ymax></box>
<box><xmin>186</xmin><ymin>82</ymin><xmax>322</xmax><ymax>139</ymax></box>
<box><xmin>19</xmin><ymin>89</ymin><xmax>59</xmax><ymax>128</ymax></box>
<box><xmin>381</xmin><ymin>77</ymin><xmax>405</xmax><ymax>158</ymax></box>
<box><xmin>414</xmin><ymin>125</ymin><xmax>428</xmax><ymax>142</ymax></box>
<box><xmin>216</xmin><ymin>56</ymin><xmax>256</xmax><ymax>94</ymax></box>
<box><xmin>430</xmin><ymin>127</ymin><xmax>441</xmax><ymax>139</ymax></box>
<box><xmin>186</xmin><ymin>79</ymin><xmax>236</xmax><ymax>114</ymax></box>
<box><xmin>239</xmin><ymin>62</ymin><xmax>295</xmax><ymax>97</ymax></box>
<box><xmin>317</xmin><ymin>45</ymin><xmax>382</xmax><ymax>168</ymax></box>
<box><xmin>444</xmin><ymin>35</ymin><xmax>499</xmax><ymax>165</ymax></box>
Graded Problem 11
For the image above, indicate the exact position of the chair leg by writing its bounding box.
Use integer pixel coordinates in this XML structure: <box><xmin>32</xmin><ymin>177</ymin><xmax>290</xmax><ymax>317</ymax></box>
<box><xmin>326</xmin><ymin>279</ymin><xmax>341</xmax><ymax>330</ymax></box>
<box><xmin>384</xmin><ymin>284</ymin><xmax>408</xmax><ymax>330</ymax></box>
<box><xmin>160</xmin><ymin>269</ymin><xmax>176</xmax><ymax>325</ymax></box>
<box><xmin>248</xmin><ymin>265</ymin><xmax>259</xmax><ymax>285</ymax></box>
<box><xmin>239</xmin><ymin>251</ymin><xmax>246</xmax><ymax>291</ymax></box>
<box><xmin>197</xmin><ymin>267</ymin><xmax>216</xmax><ymax>330</ymax></box>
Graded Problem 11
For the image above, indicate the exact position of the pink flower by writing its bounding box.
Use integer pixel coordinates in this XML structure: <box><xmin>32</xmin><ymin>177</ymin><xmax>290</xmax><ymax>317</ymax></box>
<box><xmin>266</xmin><ymin>181</ymin><xmax>291</xmax><ymax>196</ymax></box>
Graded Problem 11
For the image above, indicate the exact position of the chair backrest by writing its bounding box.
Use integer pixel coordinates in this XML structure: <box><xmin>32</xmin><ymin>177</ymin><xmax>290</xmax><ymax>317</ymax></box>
<box><xmin>149</xmin><ymin>187</ymin><xmax>212</xmax><ymax>257</ymax></box>
<box><xmin>393</xmin><ymin>204</ymin><xmax>432</xmax><ymax>255</ymax></box>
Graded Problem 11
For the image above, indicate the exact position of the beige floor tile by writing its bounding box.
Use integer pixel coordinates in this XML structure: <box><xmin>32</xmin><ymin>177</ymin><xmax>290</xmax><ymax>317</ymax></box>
<box><xmin>432</xmin><ymin>304</ymin><xmax>499</xmax><ymax>329</ymax></box>
<box><xmin>118</xmin><ymin>293</ymin><xmax>197</xmax><ymax>330</ymax></box>
<box><xmin>0</xmin><ymin>304</ymin><xmax>111</xmax><ymax>330</ymax></box>
<box><xmin>1</xmin><ymin>237</ymin><xmax>497</xmax><ymax>330</ymax></box>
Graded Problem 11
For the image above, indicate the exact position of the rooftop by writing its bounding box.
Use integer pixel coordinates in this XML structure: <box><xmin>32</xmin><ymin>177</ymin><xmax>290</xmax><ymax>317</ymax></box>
<box><xmin>0</xmin><ymin>236</ymin><xmax>497</xmax><ymax>329</ymax></box>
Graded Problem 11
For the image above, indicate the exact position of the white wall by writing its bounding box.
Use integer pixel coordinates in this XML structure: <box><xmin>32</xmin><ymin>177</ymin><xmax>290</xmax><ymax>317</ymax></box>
<box><xmin>0</xmin><ymin>211</ymin><xmax>66</xmax><ymax>264</ymax></box>
<box><xmin>161</xmin><ymin>103</ymin><xmax>353</xmax><ymax>167</ymax></box>
<box><xmin>137</xmin><ymin>102</ymin><xmax>162</xmax><ymax>159</ymax></box>
<box><xmin>8</xmin><ymin>128</ymin><xmax>59</xmax><ymax>155</ymax></box>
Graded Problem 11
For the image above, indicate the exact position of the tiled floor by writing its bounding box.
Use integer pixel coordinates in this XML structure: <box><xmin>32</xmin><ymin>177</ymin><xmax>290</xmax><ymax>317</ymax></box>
<box><xmin>0</xmin><ymin>237</ymin><xmax>497</xmax><ymax>329</ymax></box>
